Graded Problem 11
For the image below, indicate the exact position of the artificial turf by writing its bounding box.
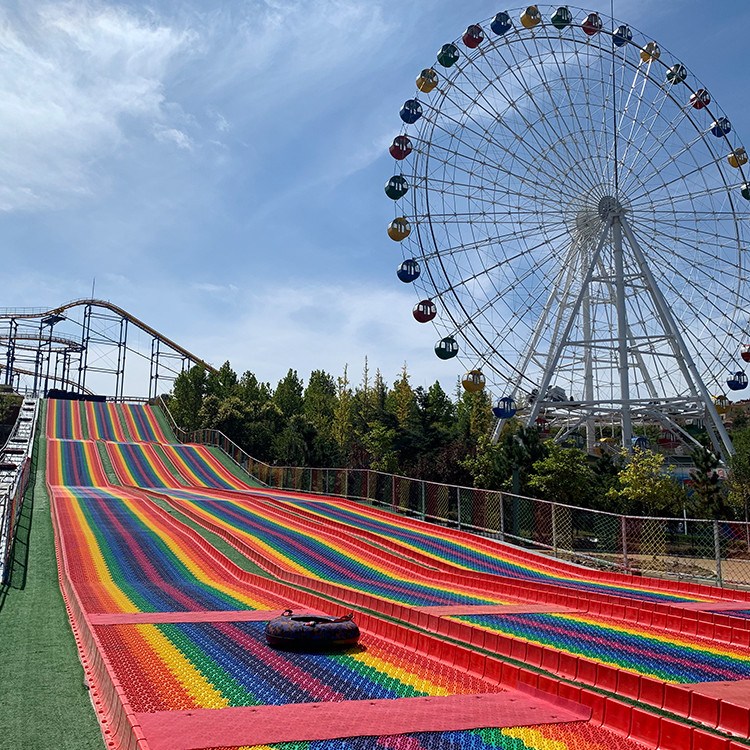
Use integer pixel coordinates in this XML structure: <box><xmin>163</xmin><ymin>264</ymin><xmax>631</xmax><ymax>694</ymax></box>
<box><xmin>0</xmin><ymin>402</ymin><xmax>104</xmax><ymax>750</ymax></box>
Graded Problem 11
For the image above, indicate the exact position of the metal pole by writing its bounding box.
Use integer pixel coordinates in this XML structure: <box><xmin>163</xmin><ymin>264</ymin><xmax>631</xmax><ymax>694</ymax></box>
<box><xmin>421</xmin><ymin>481</ymin><xmax>426</xmax><ymax>520</ymax></box>
<box><xmin>713</xmin><ymin>520</ymin><xmax>723</xmax><ymax>587</ymax></box>
<box><xmin>551</xmin><ymin>503</ymin><xmax>558</xmax><ymax>557</ymax></box>
<box><xmin>620</xmin><ymin>217</ymin><xmax>734</xmax><ymax>459</ymax></box>
<box><xmin>612</xmin><ymin>217</ymin><xmax>633</xmax><ymax>450</ymax></box>
<box><xmin>528</xmin><ymin>222</ymin><xmax>612</xmax><ymax>427</ymax></box>
<box><xmin>621</xmin><ymin>515</ymin><xmax>629</xmax><ymax>572</ymax></box>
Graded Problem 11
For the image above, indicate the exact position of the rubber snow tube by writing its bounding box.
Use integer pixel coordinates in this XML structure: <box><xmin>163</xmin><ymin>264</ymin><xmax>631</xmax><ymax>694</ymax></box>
<box><xmin>265</xmin><ymin>610</ymin><xmax>360</xmax><ymax>651</ymax></box>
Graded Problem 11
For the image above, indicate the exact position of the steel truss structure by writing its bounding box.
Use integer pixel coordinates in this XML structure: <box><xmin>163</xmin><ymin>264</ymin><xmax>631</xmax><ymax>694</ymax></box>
<box><xmin>0</xmin><ymin>299</ymin><xmax>216</xmax><ymax>398</ymax></box>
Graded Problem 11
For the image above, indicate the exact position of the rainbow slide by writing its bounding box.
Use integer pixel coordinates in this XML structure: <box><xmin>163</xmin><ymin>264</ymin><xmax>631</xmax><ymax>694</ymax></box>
<box><xmin>44</xmin><ymin>399</ymin><xmax>750</xmax><ymax>750</ymax></box>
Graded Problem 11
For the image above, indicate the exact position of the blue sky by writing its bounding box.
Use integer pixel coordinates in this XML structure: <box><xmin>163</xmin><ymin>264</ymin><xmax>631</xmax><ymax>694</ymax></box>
<box><xmin>1</xmin><ymin>0</ymin><xmax>749</xmax><ymax>394</ymax></box>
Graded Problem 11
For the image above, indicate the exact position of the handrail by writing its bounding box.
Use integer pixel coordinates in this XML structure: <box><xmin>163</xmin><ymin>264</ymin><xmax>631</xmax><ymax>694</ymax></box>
<box><xmin>0</xmin><ymin>397</ymin><xmax>39</xmax><ymax>584</ymax></box>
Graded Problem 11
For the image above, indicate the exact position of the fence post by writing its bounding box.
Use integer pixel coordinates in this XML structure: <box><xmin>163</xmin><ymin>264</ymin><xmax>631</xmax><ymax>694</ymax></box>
<box><xmin>391</xmin><ymin>474</ymin><xmax>396</xmax><ymax>509</ymax></box>
<box><xmin>420</xmin><ymin>482</ymin><xmax>426</xmax><ymax>520</ymax></box>
<box><xmin>551</xmin><ymin>503</ymin><xmax>558</xmax><ymax>557</ymax></box>
<box><xmin>713</xmin><ymin>520</ymin><xmax>723</xmax><ymax>587</ymax></box>
<box><xmin>457</xmin><ymin>488</ymin><xmax>462</xmax><ymax>531</ymax></box>
<box><xmin>499</xmin><ymin>492</ymin><xmax>505</xmax><ymax>542</ymax></box>
<box><xmin>621</xmin><ymin>515</ymin><xmax>629</xmax><ymax>572</ymax></box>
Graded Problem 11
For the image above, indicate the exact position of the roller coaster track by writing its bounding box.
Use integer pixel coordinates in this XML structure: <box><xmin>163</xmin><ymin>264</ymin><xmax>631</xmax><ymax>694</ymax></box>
<box><xmin>0</xmin><ymin>298</ymin><xmax>216</xmax><ymax>397</ymax></box>
<box><xmin>0</xmin><ymin>299</ymin><xmax>215</xmax><ymax>372</ymax></box>
<box><xmin>0</xmin><ymin>364</ymin><xmax>94</xmax><ymax>395</ymax></box>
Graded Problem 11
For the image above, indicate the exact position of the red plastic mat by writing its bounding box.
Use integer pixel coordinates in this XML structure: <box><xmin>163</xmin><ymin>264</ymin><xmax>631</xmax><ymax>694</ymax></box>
<box><xmin>136</xmin><ymin>691</ymin><xmax>591</xmax><ymax>749</ymax></box>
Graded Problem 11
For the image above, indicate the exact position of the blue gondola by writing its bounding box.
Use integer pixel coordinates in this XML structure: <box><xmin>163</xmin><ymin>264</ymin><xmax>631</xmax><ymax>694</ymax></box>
<box><xmin>711</xmin><ymin>117</ymin><xmax>731</xmax><ymax>137</ymax></box>
<box><xmin>612</xmin><ymin>24</ymin><xmax>632</xmax><ymax>47</ymax></box>
<box><xmin>490</xmin><ymin>11</ymin><xmax>512</xmax><ymax>35</ymax></box>
<box><xmin>397</xmin><ymin>259</ymin><xmax>420</xmax><ymax>283</ymax></box>
<box><xmin>727</xmin><ymin>371</ymin><xmax>748</xmax><ymax>391</ymax></box>
<box><xmin>492</xmin><ymin>396</ymin><xmax>517</xmax><ymax>419</ymax></box>
<box><xmin>400</xmin><ymin>99</ymin><xmax>423</xmax><ymax>124</ymax></box>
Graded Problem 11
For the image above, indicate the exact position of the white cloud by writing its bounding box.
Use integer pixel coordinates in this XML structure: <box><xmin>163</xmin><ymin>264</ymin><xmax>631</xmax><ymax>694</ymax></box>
<box><xmin>0</xmin><ymin>2</ymin><xmax>196</xmax><ymax>211</ymax></box>
<box><xmin>154</xmin><ymin>125</ymin><xmax>194</xmax><ymax>150</ymax></box>
<box><xmin>188</xmin><ymin>280</ymin><xmax>459</xmax><ymax>392</ymax></box>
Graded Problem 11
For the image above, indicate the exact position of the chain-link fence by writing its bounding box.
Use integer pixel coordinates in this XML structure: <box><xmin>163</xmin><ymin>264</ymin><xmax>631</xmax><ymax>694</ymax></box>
<box><xmin>158</xmin><ymin>399</ymin><xmax>750</xmax><ymax>590</ymax></box>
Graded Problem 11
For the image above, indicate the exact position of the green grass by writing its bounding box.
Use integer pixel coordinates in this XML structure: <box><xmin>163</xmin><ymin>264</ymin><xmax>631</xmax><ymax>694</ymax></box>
<box><xmin>150</xmin><ymin>402</ymin><xmax>178</xmax><ymax>443</ymax></box>
<box><xmin>95</xmin><ymin>441</ymin><xmax>120</xmax><ymax>486</ymax></box>
<box><xmin>205</xmin><ymin>445</ymin><xmax>264</xmax><ymax>487</ymax></box>
<box><xmin>0</xmin><ymin>402</ymin><xmax>104</xmax><ymax>750</ymax></box>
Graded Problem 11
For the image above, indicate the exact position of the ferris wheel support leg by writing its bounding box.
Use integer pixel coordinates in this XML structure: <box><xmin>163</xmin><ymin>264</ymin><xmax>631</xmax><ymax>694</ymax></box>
<box><xmin>619</xmin><ymin>217</ymin><xmax>734</xmax><ymax>459</ymax></box>
<box><xmin>527</xmin><ymin>222</ymin><xmax>612</xmax><ymax>429</ymax></box>
<box><xmin>613</xmin><ymin>218</ymin><xmax>633</xmax><ymax>451</ymax></box>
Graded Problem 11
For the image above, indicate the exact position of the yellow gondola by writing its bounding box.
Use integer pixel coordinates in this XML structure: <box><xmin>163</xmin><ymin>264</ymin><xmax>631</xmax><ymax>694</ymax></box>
<box><xmin>640</xmin><ymin>42</ymin><xmax>660</xmax><ymax>62</ymax></box>
<box><xmin>520</xmin><ymin>6</ymin><xmax>541</xmax><ymax>29</ymax></box>
<box><xmin>387</xmin><ymin>217</ymin><xmax>411</xmax><ymax>241</ymax></box>
<box><xmin>461</xmin><ymin>369</ymin><xmax>486</xmax><ymax>393</ymax></box>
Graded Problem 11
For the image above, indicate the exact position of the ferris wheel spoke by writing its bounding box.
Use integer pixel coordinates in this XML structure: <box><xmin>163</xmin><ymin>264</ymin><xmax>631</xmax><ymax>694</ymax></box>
<box><xmin>462</xmin><ymin>36</ymin><xmax>608</xmax><ymax>192</ymax></box>
<box><xmin>409</xmin><ymin>146</ymin><xmax>586</xmax><ymax>208</ymax></box>
<box><xmin>416</xmin><ymin>104</ymin><xmax>591</xmax><ymax>207</ymax></box>
<box><xmin>631</xmin><ymin>228</ymin><xmax>743</xmax><ymax>330</ymax></box>
<box><xmin>492</xmin><ymin>38</ymin><xmax>610</xmax><ymax>193</ymax></box>
<box><xmin>617</xmin><ymin>104</ymin><xmax>700</xmax><ymax>192</ymax></box>
<box><xmin>484</xmin><ymin>36</ymin><xmax>608</xmax><ymax>188</ymax></box>
<box><xmin>415</xmin><ymin>222</ymin><xmax>570</xmax><ymax>267</ymax></box>
<box><xmin>429</xmin><ymin>74</ymin><xmax>593</xmax><ymax>199</ymax></box>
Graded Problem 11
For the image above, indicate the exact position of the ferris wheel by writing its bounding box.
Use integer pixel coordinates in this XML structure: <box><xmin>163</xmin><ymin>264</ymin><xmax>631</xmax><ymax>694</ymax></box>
<box><xmin>385</xmin><ymin>5</ymin><xmax>750</xmax><ymax>457</ymax></box>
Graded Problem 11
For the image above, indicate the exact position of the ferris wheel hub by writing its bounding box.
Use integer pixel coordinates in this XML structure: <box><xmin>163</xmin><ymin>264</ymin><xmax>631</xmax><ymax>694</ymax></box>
<box><xmin>598</xmin><ymin>195</ymin><xmax>623</xmax><ymax>220</ymax></box>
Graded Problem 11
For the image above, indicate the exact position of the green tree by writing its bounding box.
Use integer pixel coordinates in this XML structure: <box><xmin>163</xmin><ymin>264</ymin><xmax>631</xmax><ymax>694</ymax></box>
<box><xmin>237</xmin><ymin>371</ymin><xmax>271</xmax><ymax>407</ymax></box>
<box><xmin>528</xmin><ymin>444</ymin><xmax>598</xmax><ymax>507</ymax></box>
<box><xmin>606</xmin><ymin>448</ymin><xmax>684</xmax><ymax>516</ymax></box>
<box><xmin>728</xmin><ymin>428</ymin><xmax>750</xmax><ymax>521</ymax></box>
<box><xmin>206</xmin><ymin>361</ymin><xmax>238</xmax><ymax>401</ymax></box>
<box><xmin>689</xmin><ymin>444</ymin><xmax>731</xmax><ymax>519</ymax></box>
<box><xmin>273</xmin><ymin>369</ymin><xmax>304</xmax><ymax>418</ymax></box>
<box><xmin>303</xmin><ymin>370</ymin><xmax>336</xmax><ymax>434</ymax></box>
<box><xmin>332</xmin><ymin>366</ymin><xmax>355</xmax><ymax>463</ymax></box>
<box><xmin>170</xmin><ymin>365</ymin><xmax>207</xmax><ymax>431</ymax></box>
<box><xmin>360</xmin><ymin>424</ymin><xmax>399</xmax><ymax>473</ymax></box>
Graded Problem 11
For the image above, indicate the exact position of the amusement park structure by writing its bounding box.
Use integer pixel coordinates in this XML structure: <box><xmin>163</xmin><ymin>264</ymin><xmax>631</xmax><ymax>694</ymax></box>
<box><xmin>385</xmin><ymin>5</ymin><xmax>750</xmax><ymax>460</ymax></box>
<box><xmin>0</xmin><ymin>299</ymin><xmax>216</xmax><ymax>399</ymax></box>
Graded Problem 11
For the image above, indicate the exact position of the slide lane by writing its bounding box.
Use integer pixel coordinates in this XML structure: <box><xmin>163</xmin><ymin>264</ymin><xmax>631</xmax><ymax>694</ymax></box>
<box><xmin>93</xmin><ymin>620</ymin><xmax>499</xmax><ymax>712</ymax></box>
<box><xmin>47</xmin><ymin>439</ymin><xmax>111</xmax><ymax>487</ymax></box>
<box><xmin>48</xmin><ymin>444</ymin><xmax>635</xmax><ymax>750</ymax></box>
<box><xmin>47</xmin><ymin>398</ymin><xmax>86</xmax><ymax>439</ymax></box>
<box><xmin>159</xmin><ymin>443</ymin><xmax>256</xmax><ymax>490</ymax></box>
<box><xmin>119</xmin><ymin>403</ymin><xmax>172</xmax><ymax>443</ymax></box>
<box><xmin>52</xmin><ymin>486</ymin><xmax>289</xmax><ymax>613</ymax></box>
<box><xmin>160</xmin><ymin>489</ymin><xmax>507</xmax><ymax>608</ymax></box>
<box><xmin>165</xmin><ymin>725</ymin><xmax>643</xmax><ymax>750</ymax></box>
<box><xmin>84</xmin><ymin>401</ymin><xmax>131</xmax><ymax>442</ymax></box>
<box><xmin>260</xmin><ymin>492</ymin><xmax>725</xmax><ymax>605</ymax></box>
<box><xmin>107</xmin><ymin>441</ymin><xmax>186</xmax><ymax>489</ymax></box>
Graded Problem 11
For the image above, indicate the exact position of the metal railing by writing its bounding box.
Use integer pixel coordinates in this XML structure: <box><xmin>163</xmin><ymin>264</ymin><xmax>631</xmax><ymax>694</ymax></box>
<box><xmin>157</xmin><ymin>397</ymin><xmax>750</xmax><ymax>590</ymax></box>
<box><xmin>0</xmin><ymin>398</ymin><xmax>39</xmax><ymax>584</ymax></box>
